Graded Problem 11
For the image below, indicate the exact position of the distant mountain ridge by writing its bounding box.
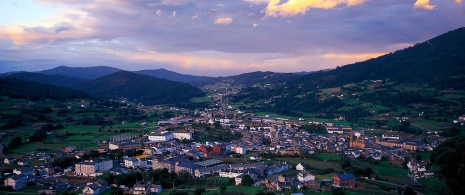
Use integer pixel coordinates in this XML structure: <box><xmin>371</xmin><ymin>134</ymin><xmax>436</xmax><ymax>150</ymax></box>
<box><xmin>134</xmin><ymin>69</ymin><xmax>212</xmax><ymax>83</ymax></box>
<box><xmin>76</xmin><ymin>71</ymin><xmax>205</xmax><ymax>105</ymax></box>
<box><xmin>221</xmin><ymin>71</ymin><xmax>303</xmax><ymax>86</ymax></box>
<box><xmin>1</xmin><ymin>71</ymin><xmax>84</xmax><ymax>87</ymax></box>
<box><xmin>0</xmin><ymin>78</ymin><xmax>90</xmax><ymax>101</ymax></box>
<box><xmin>38</xmin><ymin>66</ymin><xmax>122</xmax><ymax>80</ymax></box>
<box><xmin>295</xmin><ymin>27</ymin><xmax>465</xmax><ymax>89</ymax></box>
<box><xmin>230</xmin><ymin>27</ymin><xmax>465</xmax><ymax>115</ymax></box>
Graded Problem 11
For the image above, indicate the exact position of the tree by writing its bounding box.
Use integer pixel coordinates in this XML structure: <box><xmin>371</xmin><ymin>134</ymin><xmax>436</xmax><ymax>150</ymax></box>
<box><xmin>331</xmin><ymin>188</ymin><xmax>345</xmax><ymax>195</ymax></box>
<box><xmin>8</xmin><ymin>136</ymin><xmax>22</xmax><ymax>149</ymax></box>
<box><xmin>241</xmin><ymin>174</ymin><xmax>254</xmax><ymax>186</ymax></box>
<box><xmin>403</xmin><ymin>186</ymin><xmax>417</xmax><ymax>195</ymax></box>
<box><xmin>61</xmin><ymin>190</ymin><xmax>78</xmax><ymax>195</ymax></box>
<box><xmin>169</xmin><ymin>190</ymin><xmax>189</xmax><ymax>195</ymax></box>
<box><xmin>194</xmin><ymin>188</ymin><xmax>206</xmax><ymax>195</ymax></box>
<box><xmin>220</xmin><ymin>183</ymin><xmax>227</xmax><ymax>193</ymax></box>
<box><xmin>100</xmin><ymin>171</ymin><xmax>116</xmax><ymax>184</ymax></box>
<box><xmin>52</xmin><ymin>157</ymin><xmax>77</xmax><ymax>169</ymax></box>
<box><xmin>430</xmin><ymin>136</ymin><xmax>465</xmax><ymax>195</ymax></box>
<box><xmin>108</xmin><ymin>186</ymin><xmax>124</xmax><ymax>195</ymax></box>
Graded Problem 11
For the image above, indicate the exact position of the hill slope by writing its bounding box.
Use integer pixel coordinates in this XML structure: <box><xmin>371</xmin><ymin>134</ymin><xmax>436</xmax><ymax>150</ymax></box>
<box><xmin>38</xmin><ymin>66</ymin><xmax>122</xmax><ymax>80</ymax></box>
<box><xmin>0</xmin><ymin>78</ymin><xmax>90</xmax><ymax>101</ymax></box>
<box><xmin>231</xmin><ymin>27</ymin><xmax>465</xmax><ymax>117</ymax></box>
<box><xmin>77</xmin><ymin>71</ymin><xmax>205</xmax><ymax>105</ymax></box>
<box><xmin>1</xmin><ymin>72</ymin><xmax>84</xmax><ymax>87</ymax></box>
<box><xmin>134</xmin><ymin>69</ymin><xmax>212</xmax><ymax>83</ymax></box>
<box><xmin>295</xmin><ymin>27</ymin><xmax>465</xmax><ymax>89</ymax></box>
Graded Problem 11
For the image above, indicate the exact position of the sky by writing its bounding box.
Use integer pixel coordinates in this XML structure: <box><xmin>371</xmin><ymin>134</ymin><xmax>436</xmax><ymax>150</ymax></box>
<box><xmin>0</xmin><ymin>0</ymin><xmax>464</xmax><ymax>76</ymax></box>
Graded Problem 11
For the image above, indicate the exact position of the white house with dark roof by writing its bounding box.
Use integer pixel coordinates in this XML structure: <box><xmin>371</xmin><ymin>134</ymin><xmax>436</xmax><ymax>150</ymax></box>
<box><xmin>4</xmin><ymin>174</ymin><xmax>27</xmax><ymax>190</ymax></box>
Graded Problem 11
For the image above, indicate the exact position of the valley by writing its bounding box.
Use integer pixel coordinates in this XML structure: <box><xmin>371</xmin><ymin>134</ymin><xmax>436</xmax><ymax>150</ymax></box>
<box><xmin>0</xmin><ymin>28</ymin><xmax>465</xmax><ymax>195</ymax></box>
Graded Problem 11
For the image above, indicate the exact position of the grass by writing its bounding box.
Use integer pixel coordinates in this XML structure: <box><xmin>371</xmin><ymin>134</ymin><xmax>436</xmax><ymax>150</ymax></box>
<box><xmin>205</xmin><ymin>186</ymin><xmax>263</xmax><ymax>195</ymax></box>
<box><xmin>317</xmin><ymin>153</ymin><xmax>342</xmax><ymax>161</ymax></box>
<box><xmin>349</xmin><ymin>159</ymin><xmax>415</xmax><ymax>185</ymax></box>
<box><xmin>410</xmin><ymin>119</ymin><xmax>453</xmax><ymax>130</ymax></box>
<box><xmin>314</xmin><ymin>172</ymin><xmax>337</xmax><ymax>180</ymax></box>
<box><xmin>191</xmin><ymin>97</ymin><xmax>212</xmax><ymax>103</ymax></box>
<box><xmin>350</xmin><ymin>159</ymin><xmax>407</xmax><ymax>176</ymax></box>
<box><xmin>418</xmin><ymin>177</ymin><xmax>451</xmax><ymax>195</ymax></box>
<box><xmin>159</xmin><ymin>186</ymin><xmax>263</xmax><ymax>195</ymax></box>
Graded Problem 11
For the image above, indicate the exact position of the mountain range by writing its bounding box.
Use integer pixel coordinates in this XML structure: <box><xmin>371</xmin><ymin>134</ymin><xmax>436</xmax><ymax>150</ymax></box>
<box><xmin>1</xmin><ymin>27</ymin><xmax>464</xmax><ymax>107</ymax></box>
<box><xmin>76</xmin><ymin>71</ymin><xmax>205</xmax><ymax>105</ymax></box>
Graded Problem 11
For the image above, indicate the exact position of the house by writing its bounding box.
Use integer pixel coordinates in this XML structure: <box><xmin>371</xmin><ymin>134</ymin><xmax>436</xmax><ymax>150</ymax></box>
<box><xmin>148</xmin><ymin>184</ymin><xmax>162</xmax><ymax>194</ymax></box>
<box><xmin>295</xmin><ymin>163</ymin><xmax>309</xmax><ymax>171</ymax></box>
<box><xmin>38</xmin><ymin>186</ymin><xmax>57</xmax><ymax>194</ymax></box>
<box><xmin>266</xmin><ymin>162</ymin><xmax>290</xmax><ymax>175</ymax></box>
<box><xmin>148</xmin><ymin>132</ymin><xmax>174</xmax><ymax>142</ymax></box>
<box><xmin>4</xmin><ymin>157</ymin><xmax>17</xmax><ymax>164</ymax></box>
<box><xmin>61</xmin><ymin>146</ymin><xmax>76</xmax><ymax>153</ymax></box>
<box><xmin>75</xmin><ymin>157</ymin><xmax>113</xmax><ymax>176</ymax></box>
<box><xmin>303</xmin><ymin>180</ymin><xmax>321</xmax><ymax>191</ymax></box>
<box><xmin>82</xmin><ymin>179</ymin><xmax>108</xmax><ymax>195</ymax></box>
<box><xmin>133</xmin><ymin>184</ymin><xmax>149</xmax><ymax>194</ymax></box>
<box><xmin>124</xmin><ymin>157</ymin><xmax>142</xmax><ymax>168</ymax></box>
<box><xmin>332</xmin><ymin>174</ymin><xmax>355</xmax><ymax>188</ymax></box>
<box><xmin>13</xmin><ymin>167</ymin><xmax>34</xmax><ymax>176</ymax></box>
<box><xmin>265</xmin><ymin>174</ymin><xmax>285</xmax><ymax>191</ymax></box>
<box><xmin>17</xmin><ymin>159</ymin><xmax>29</xmax><ymax>166</ymax></box>
<box><xmin>297</xmin><ymin>170</ymin><xmax>315</xmax><ymax>182</ymax></box>
<box><xmin>235</xmin><ymin>146</ymin><xmax>247</xmax><ymax>155</ymax></box>
<box><xmin>109</xmin><ymin>141</ymin><xmax>141</xmax><ymax>151</ymax></box>
<box><xmin>211</xmin><ymin>145</ymin><xmax>222</xmax><ymax>155</ymax></box>
<box><xmin>82</xmin><ymin>184</ymin><xmax>102</xmax><ymax>195</ymax></box>
<box><xmin>194</xmin><ymin>165</ymin><xmax>227</xmax><ymax>177</ymax></box>
<box><xmin>173</xmin><ymin>131</ymin><xmax>193</xmax><ymax>140</ymax></box>
<box><xmin>4</xmin><ymin>174</ymin><xmax>27</xmax><ymax>190</ymax></box>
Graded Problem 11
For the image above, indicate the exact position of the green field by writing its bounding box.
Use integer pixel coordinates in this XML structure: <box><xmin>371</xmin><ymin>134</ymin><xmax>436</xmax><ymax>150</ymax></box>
<box><xmin>350</xmin><ymin>159</ymin><xmax>407</xmax><ymax>176</ymax></box>
<box><xmin>418</xmin><ymin>177</ymin><xmax>451</xmax><ymax>195</ymax></box>
<box><xmin>190</xmin><ymin>97</ymin><xmax>212</xmax><ymax>103</ymax></box>
<box><xmin>159</xmin><ymin>186</ymin><xmax>263</xmax><ymax>195</ymax></box>
<box><xmin>349</xmin><ymin>159</ymin><xmax>415</xmax><ymax>185</ymax></box>
<box><xmin>317</xmin><ymin>153</ymin><xmax>342</xmax><ymax>161</ymax></box>
<box><xmin>411</xmin><ymin>119</ymin><xmax>453</xmax><ymax>130</ymax></box>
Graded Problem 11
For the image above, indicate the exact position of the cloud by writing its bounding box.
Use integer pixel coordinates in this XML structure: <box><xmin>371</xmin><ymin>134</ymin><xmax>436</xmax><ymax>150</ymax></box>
<box><xmin>54</xmin><ymin>22</ymin><xmax>74</xmax><ymax>33</ymax></box>
<box><xmin>214</xmin><ymin>17</ymin><xmax>233</xmax><ymax>25</ymax></box>
<box><xmin>265</xmin><ymin>0</ymin><xmax>367</xmax><ymax>17</ymax></box>
<box><xmin>413</xmin><ymin>0</ymin><xmax>436</xmax><ymax>10</ymax></box>
<box><xmin>456</xmin><ymin>0</ymin><xmax>462</xmax><ymax>3</ymax></box>
<box><xmin>323</xmin><ymin>53</ymin><xmax>386</xmax><ymax>59</ymax></box>
<box><xmin>0</xmin><ymin>0</ymin><xmax>464</xmax><ymax>76</ymax></box>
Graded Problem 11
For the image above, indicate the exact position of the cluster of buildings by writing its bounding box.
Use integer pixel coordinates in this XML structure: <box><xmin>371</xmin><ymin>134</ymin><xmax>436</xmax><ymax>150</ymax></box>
<box><xmin>0</xmin><ymin>109</ymin><xmax>442</xmax><ymax>194</ymax></box>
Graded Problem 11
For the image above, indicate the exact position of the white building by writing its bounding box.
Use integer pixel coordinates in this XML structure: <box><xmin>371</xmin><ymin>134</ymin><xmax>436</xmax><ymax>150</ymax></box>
<box><xmin>75</xmin><ymin>158</ymin><xmax>113</xmax><ymax>176</ymax></box>
<box><xmin>148</xmin><ymin>132</ymin><xmax>174</xmax><ymax>142</ymax></box>
<box><xmin>4</xmin><ymin>174</ymin><xmax>27</xmax><ymax>190</ymax></box>
<box><xmin>124</xmin><ymin>157</ymin><xmax>141</xmax><ymax>168</ymax></box>
<box><xmin>109</xmin><ymin>142</ymin><xmax>119</xmax><ymax>150</ymax></box>
<box><xmin>235</xmin><ymin>147</ymin><xmax>247</xmax><ymax>155</ymax></box>
<box><xmin>297</xmin><ymin>171</ymin><xmax>315</xmax><ymax>182</ymax></box>
<box><xmin>173</xmin><ymin>131</ymin><xmax>193</xmax><ymax>140</ymax></box>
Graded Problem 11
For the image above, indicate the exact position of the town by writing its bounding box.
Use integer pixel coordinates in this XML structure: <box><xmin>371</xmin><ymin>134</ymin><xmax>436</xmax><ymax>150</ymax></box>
<box><xmin>1</xmin><ymin>99</ymin><xmax>455</xmax><ymax>195</ymax></box>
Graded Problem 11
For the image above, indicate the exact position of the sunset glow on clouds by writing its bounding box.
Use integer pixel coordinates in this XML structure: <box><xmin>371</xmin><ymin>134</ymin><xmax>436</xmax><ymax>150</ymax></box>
<box><xmin>265</xmin><ymin>0</ymin><xmax>367</xmax><ymax>17</ymax></box>
<box><xmin>0</xmin><ymin>0</ymin><xmax>464</xmax><ymax>76</ymax></box>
